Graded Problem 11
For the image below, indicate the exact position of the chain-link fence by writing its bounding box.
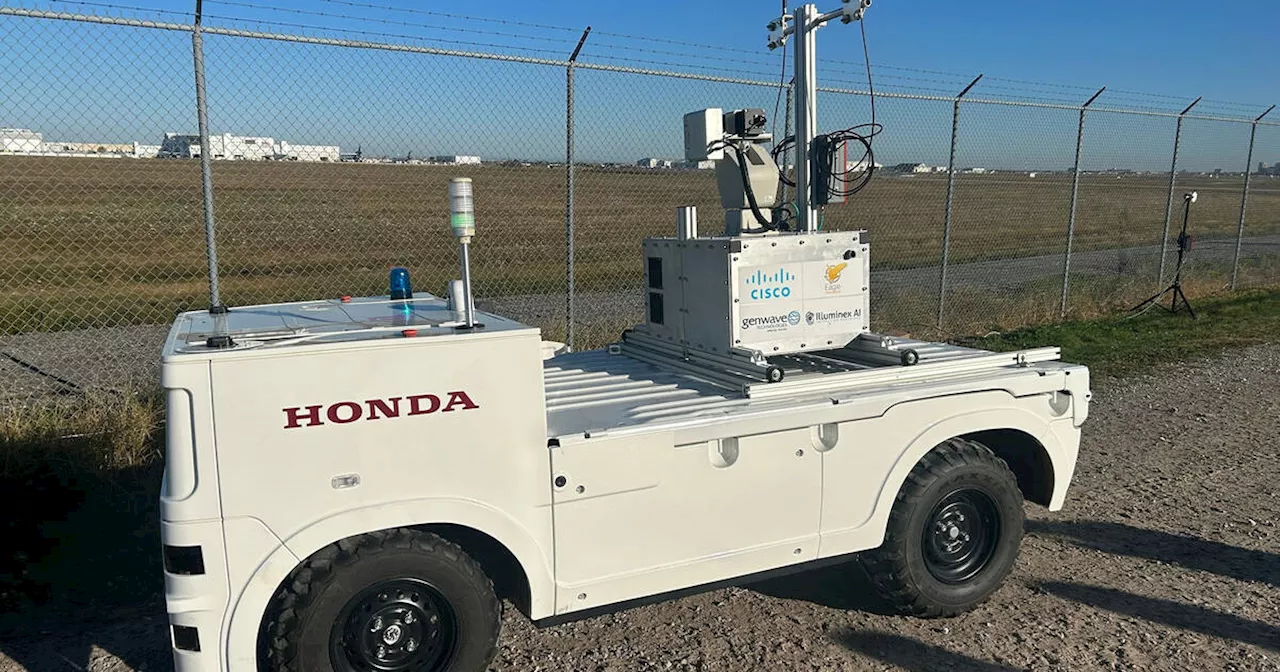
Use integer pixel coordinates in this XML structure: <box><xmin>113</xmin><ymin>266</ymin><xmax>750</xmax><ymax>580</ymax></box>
<box><xmin>2</xmin><ymin>5</ymin><xmax>1278</xmax><ymax>400</ymax></box>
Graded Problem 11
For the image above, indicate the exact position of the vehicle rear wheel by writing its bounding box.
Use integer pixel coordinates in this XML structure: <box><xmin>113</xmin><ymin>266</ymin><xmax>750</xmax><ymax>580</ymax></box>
<box><xmin>858</xmin><ymin>437</ymin><xmax>1024</xmax><ymax>618</ymax></box>
<box><xmin>265</xmin><ymin>528</ymin><xmax>500</xmax><ymax>672</ymax></box>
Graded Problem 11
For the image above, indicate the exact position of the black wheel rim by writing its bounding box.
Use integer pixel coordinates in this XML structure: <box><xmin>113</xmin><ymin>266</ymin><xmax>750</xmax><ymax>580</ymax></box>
<box><xmin>330</xmin><ymin>578</ymin><xmax>458</xmax><ymax>672</ymax></box>
<box><xmin>921</xmin><ymin>488</ymin><xmax>1001</xmax><ymax>584</ymax></box>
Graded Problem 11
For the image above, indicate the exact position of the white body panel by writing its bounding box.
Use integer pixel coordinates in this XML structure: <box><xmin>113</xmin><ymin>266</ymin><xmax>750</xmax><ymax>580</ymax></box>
<box><xmin>159</xmin><ymin>294</ymin><xmax>1089</xmax><ymax>671</ymax></box>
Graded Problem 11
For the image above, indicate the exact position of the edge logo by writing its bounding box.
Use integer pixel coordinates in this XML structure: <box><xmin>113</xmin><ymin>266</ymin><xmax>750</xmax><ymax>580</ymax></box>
<box><xmin>283</xmin><ymin>391</ymin><xmax>479</xmax><ymax>429</ymax></box>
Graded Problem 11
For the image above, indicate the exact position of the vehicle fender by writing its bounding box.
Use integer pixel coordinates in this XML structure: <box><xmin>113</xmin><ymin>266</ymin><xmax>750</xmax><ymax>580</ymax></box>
<box><xmin>863</xmin><ymin>402</ymin><xmax>1073</xmax><ymax>545</ymax></box>
<box><xmin>223</xmin><ymin>497</ymin><xmax>554</xmax><ymax>670</ymax></box>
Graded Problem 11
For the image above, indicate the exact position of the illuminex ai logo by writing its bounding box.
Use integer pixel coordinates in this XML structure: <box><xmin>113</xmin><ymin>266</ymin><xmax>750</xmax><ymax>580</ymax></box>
<box><xmin>745</xmin><ymin>267</ymin><xmax>795</xmax><ymax>300</ymax></box>
<box><xmin>806</xmin><ymin>309</ymin><xmax>859</xmax><ymax>325</ymax></box>
<box><xmin>741</xmin><ymin>310</ymin><xmax>803</xmax><ymax>330</ymax></box>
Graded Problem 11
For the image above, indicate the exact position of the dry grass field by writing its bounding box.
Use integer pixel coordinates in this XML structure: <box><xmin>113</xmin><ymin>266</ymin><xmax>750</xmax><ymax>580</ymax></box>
<box><xmin>2</xmin><ymin>156</ymin><xmax>1278</xmax><ymax>339</ymax></box>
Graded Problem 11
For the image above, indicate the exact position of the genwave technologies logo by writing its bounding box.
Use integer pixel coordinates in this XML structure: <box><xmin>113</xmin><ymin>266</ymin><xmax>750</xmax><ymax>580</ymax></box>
<box><xmin>741</xmin><ymin>310</ymin><xmax>803</xmax><ymax>331</ymax></box>
<box><xmin>745</xmin><ymin>267</ymin><xmax>795</xmax><ymax>300</ymax></box>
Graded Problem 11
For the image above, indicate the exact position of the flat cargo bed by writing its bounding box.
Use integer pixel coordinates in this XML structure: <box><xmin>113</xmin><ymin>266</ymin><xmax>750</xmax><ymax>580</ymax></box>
<box><xmin>543</xmin><ymin>336</ymin><xmax>1068</xmax><ymax>440</ymax></box>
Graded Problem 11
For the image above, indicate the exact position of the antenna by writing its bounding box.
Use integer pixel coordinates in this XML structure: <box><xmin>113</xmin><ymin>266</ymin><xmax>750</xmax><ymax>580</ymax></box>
<box><xmin>768</xmin><ymin>0</ymin><xmax>872</xmax><ymax>232</ymax></box>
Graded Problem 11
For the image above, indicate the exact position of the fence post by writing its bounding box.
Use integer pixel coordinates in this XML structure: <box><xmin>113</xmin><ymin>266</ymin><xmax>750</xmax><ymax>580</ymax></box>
<box><xmin>1232</xmin><ymin>104</ymin><xmax>1275</xmax><ymax>290</ymax></box>
<box><xmin>1060</xmin><ymin>87</ymin><xmax>1106</xmax><ymax>318</ymax></box>
<box><xmin>937</xmin><ymin>74</ymin><xmax>983</xmax><ymax>330</ymax></box>
<box><xmin>564</xmin><ymin>27</ymin><xmax>590</xmax><ymax>351</ymax></box>
<box><xmin>191</xmin><ymin>0</ymin><xmax>223</xmax><ymax>311</ymax></box>
<box><xmin>1158</xmin><ymin>96</ymin><xmax>1201</xmax><ymax>287</ymax></box>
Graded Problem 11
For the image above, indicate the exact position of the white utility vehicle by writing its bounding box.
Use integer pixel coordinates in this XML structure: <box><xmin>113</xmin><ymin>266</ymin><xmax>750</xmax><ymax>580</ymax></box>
<box><xmin>159</xmin><ymin>3</ymin><xmax>1090</xmax><ymax>670</ymax></box>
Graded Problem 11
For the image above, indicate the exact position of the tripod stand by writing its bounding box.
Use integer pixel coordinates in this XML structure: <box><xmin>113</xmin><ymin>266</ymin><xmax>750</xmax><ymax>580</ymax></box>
<box><xmin>1131</xmin><ymin>192</ymin><xmax>1197</xmax><ymax>318</ymax></box>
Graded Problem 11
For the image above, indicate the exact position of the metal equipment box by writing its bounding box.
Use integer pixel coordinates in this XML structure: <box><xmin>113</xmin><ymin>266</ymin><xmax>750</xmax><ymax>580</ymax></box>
<box><xmin>637</xmin><ymin>230</ymin><xmax>870</xmax><ymax>356</ymax></box>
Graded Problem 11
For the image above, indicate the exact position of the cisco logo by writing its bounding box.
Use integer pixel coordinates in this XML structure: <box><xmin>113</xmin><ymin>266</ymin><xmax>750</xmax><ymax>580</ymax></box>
<box><xmin>746</xmin><ymin>267</ymin><xmax>795</xmax><ymax>301</ymax></box>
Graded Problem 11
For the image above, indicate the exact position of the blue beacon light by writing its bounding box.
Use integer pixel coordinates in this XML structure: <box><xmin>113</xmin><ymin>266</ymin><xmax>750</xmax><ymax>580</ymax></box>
<box><xmin>389</xmin><ymin>266</ymin><xmax>413</xmax><ymax>300</ymax></box>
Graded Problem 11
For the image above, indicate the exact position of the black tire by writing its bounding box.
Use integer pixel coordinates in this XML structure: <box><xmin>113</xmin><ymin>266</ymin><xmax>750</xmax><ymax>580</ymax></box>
<box><xmin>858</xmin><ymin>437</ymin><xmax>1024</xmax><ymax>618</ymax></box>
<box><xmin>265</xmin><ymin>528</ymin><xmax>500</xmax><ymax>672</ymax></box>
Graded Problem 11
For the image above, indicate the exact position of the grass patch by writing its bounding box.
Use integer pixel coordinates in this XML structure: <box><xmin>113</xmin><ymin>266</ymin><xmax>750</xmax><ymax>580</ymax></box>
<box><xmin>0</xmin><ymin>391</ymin><xmax>163</xmax><ymax>616</ymax></box>
<box><xmin>961</xmin><ymin>289</ymin><xmax>1280</xmax><ymax>379</ymax></box>
<box><xmin>0</xmin><ymin>391</ymin><xmax>161</xmax><ymax>479</ymax></box>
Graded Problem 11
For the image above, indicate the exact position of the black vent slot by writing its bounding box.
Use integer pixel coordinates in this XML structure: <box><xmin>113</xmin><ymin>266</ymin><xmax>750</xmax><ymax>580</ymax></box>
<box><xmin>163</xmin><ymin>545</ymin><xmax>206</xmax><ymax>575</ymax></box>
<box><xmin>648</xmin><ymin>292</ymin><xmax>664</xmax><ymax>325</ymax></box>
<box><xmin>172</xmin><ymin>624</ymin><xmax>201</xmax><ymax>652</ymax></box>
<box><xmin>647</xmin><ymin>257</ymin><xmax>663</xmax><ymax>289</ymax></box>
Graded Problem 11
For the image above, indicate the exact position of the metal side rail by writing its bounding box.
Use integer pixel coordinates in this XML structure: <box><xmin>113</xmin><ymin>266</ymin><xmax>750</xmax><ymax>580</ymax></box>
<box><xmin>619</xmin><ymin>330</ymin><xmax>783</xmax><ymax>384</ymax></box>
<box><xmin>746</xmin><ymin>345</ymin><xmax>1061</xmax><ymax>400</ymax></box>
<box><xmin>616</xmin><ymin>330</ymin><xmax>1061</xmax><ymax>400</ymax></box>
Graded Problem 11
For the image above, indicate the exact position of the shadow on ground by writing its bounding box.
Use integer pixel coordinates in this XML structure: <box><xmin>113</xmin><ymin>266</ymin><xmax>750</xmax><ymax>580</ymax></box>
<box><xmin>746</xmin><ymin>558</ymin><xmax>897</xmax><ymax>615</ymax></box>
<box><xmin>833</xmin><ymin>630</ymin><xmax>1020</xmax><ymax>672</ymax></box>
<box><xmin>0</xmin><ymin>465</ymin><xmax>166</xmax><ymax>671</ymax></box>
<box><xmin>1029</xmin><ymin>519</ymin><xmax>1280</xmax><ymax>587</ymax></box>
<box><xmin>1040</xmin><ymin>581</ymin><xmax>1280</xmax><ymax>653</ymax></box>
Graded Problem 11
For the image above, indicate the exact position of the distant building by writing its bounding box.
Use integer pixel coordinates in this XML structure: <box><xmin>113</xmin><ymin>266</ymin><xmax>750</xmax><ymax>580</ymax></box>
<box><xmin>160</xmin><ymin>133</ymin><xmax>339</xmax><ymax>162</ymax></box>
<box><xmin>160</xmin><ymin>133</ymin><xmax>274</xmax><ymax>160</ymax></box>
<box><xmin>0</xmin><ymin>128</ymin><xmax>43</xmax><ymax>153</ymax></box>
<box><xmin>963</xmin><ymin>167</ymin><xmax>988</xmax><ymax>174</ymax></box>
<box><xmin>933</xmin><ymin>166</ymin><xmax>949</xmax><ymax>173</ymax></box>
<box><xmin>430</xmin><ymin>155</ymin><xmax>481</xmax><ymax>165</ymax></box>
<box><xmin>133</xmin><ymin>142</ymin><xmax>161</xmax><ymax>158</ymax></box>
<box><xmin>889</xmin><ymin>162</ymin><xmax>931</xmax><ymax>173</ymax></box>
<box><xmin>637</xmin><ymin>158</ymin><xmax>674</xmax><ymax>169</ymax></box>
<box><xmin>277</xmin><ymin>140</ymin><xmax>338</xmax><ymax>162</ymax></box>
<box><xmin>44</xmin><ymin>141</ymin><xmax>133</xmax><ymax>154</ymax></box>
<box><xmin>844</xmin><ymin>158</ymin><xmax>883</xmax><ymax>172</ymax></box>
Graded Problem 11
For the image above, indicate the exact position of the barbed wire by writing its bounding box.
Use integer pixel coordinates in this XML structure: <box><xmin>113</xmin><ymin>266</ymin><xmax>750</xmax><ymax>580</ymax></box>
<box><xmin>207</xmin><ymin>0</ymin><xmax>581</xmax><ymax>46</ymax></box>
<box><xmin>982</xmin><ymin>74</ymin><xmax>1098</xmax><ymax>92</ymax></box>
<box><xmin>41</xmin><ymin>0</ymin><xmax>192</xmax><ymax>19</ymax></box>
<box><xmin>577</xmin><ymin>53</ymin><xmax>781</xmax><ymax>80</ymax></box>
<box><xmin>315</xmin><ymin>0</ymin><xmax>580</xmax><ymax>33</ymax></box>
<box><xmin>21</xmin><ymin>0</ymin><xmax>1280</xmax><ymax>115</ymax></box>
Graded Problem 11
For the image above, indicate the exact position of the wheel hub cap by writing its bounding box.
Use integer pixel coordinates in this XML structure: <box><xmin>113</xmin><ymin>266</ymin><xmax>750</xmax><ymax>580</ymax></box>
<box><xmin>332</xmin><ymin>578</ymin><xmax>458</xmax><ymax>671</ymax></box>
<box><xmin>922</xmin><ymin>488</ymin><xmax>1000</xmax><ymax>584</ymax></box>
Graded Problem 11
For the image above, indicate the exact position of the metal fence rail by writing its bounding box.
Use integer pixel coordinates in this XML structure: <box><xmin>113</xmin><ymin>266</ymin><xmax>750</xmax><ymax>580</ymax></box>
<box><xmin>1</xmin><ymin>4</ymin><xmax>1278</xmax><ymax>400</ymax></box>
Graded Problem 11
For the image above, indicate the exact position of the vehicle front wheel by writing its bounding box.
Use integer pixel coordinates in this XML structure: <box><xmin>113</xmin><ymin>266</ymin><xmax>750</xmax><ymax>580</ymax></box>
<box><xmin>265</xmin><ymin>528</ymin><xmax>500</xmax><ymax>672</ymax></box>
<box><xmin>858</xmin><ymin>437</ymin><xmax>1025</xmax><ymax>617</ymax></box>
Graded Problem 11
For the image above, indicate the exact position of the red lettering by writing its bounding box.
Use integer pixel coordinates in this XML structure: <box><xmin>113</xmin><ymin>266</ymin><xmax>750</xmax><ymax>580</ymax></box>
<box><xmin>284</xmin><ymin>405</ymin><xmax>324</xmax><ymax>429</ymax></box>
<box><xmin>407</xmin><ymin>394</ymin><xmax>441</xmax><ymax>415</ymax></box>
<box><xmin>326</xmin><ymin>401</ymin><xmax>363</xmax><ymax>424</ymax></box>
<box><xmin>442</xmin><ymin>390</ymin><xmax>479</xmax><ymax>412</ymax></box>
<box><xmin>366</xmin><ymin>397</ymin><xmax>402</xmax><ymax>420</ymax></box>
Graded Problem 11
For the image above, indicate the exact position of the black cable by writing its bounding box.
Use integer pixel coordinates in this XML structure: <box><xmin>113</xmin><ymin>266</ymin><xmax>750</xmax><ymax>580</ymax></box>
<box><xmin>771</xmin><ymin>0</ymin><xmax>788</xmax><ymax>142</ymax></box>
<box><xmin>810</xmin><ymin>16</ymin><xmax>880</xmax><ymax>201</ymax></box>
<box><xmin>733</xmin><ymin>142</ymin><xmax>775</xmax><ymax>233</ymax></box>
<box><xmin>862</xmin><ymin>19</ymin><xmax>875</xmax><ymax>141</ymax></box>
<box><xmin>772</xmin><ymin>134</ymin><xmax>796</xmax><ymax>187</ymax></box>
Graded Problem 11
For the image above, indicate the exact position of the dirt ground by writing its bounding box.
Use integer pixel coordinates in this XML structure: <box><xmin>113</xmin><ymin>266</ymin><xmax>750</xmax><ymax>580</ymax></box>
<box><xmin>1</xmin><ymin>345</ymin><xmax>1277</xmax><ymax>671</ymax></box>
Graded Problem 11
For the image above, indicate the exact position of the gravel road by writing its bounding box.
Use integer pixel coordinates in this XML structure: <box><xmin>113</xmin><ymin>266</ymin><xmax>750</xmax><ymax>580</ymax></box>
<box><xmin>2</xmin><ymin>344</ymin><xmax>1277</xmax><ymax>671</ymax></box>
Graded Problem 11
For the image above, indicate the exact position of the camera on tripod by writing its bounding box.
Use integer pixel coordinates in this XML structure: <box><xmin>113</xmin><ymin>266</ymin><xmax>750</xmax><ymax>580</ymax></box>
<box><xmin>1132</xmin><ymin>190</ymin><xmax>1198</xmax><ymax>318</ymax></box>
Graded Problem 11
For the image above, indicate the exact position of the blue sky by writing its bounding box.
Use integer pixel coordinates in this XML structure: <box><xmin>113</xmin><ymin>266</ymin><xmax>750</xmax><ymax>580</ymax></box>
<box><xmin>1</xmin><ymin>0</ymin><xmax>1277</xmax><ymax>169</ymax></box>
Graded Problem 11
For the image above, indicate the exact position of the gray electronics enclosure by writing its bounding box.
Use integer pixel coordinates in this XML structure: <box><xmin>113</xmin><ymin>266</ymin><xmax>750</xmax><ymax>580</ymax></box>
<box><xmin>638</xmin><ymin>231</ymin><xmax>870</xmax><ymax>356</ymax></box>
